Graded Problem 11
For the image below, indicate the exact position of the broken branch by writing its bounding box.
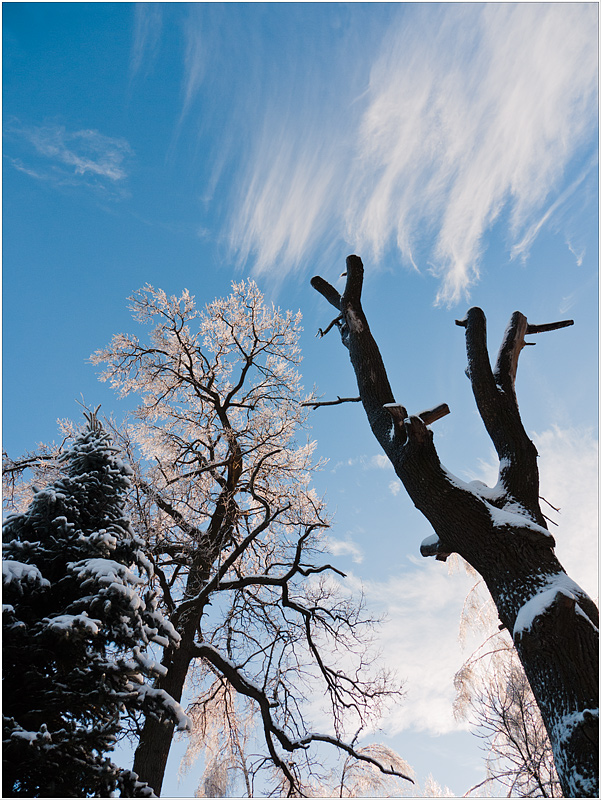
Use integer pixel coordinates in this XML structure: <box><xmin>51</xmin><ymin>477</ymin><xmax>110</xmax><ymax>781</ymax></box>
<box><xmin>310</xmin><ymin>276</ymin><xmax>342</xmax><ymax>311</ymax></box>
<box><xmin>384</xmin><ymin>402</ymin><xmax>450</xmax><ymax>428</ymax></box>
<box><xmin>418</xmin><ymin>403</ymin><xmax>451</xmax><ymax>426</ymax></box>
<box><xmin>527</xmin><ymin>320</ymin><xmax>574</xmax><ymax>334</ymax></box>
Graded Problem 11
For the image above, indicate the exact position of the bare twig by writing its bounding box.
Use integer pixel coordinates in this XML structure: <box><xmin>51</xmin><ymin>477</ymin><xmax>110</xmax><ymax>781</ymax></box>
<box><xmin>302</xmin><ymin>396</ymin><xmax>361</xmax><ymax>409</ymax></box>
<box><xmin>317</xmin><ymin>314</ymin><xmax>343</xmax><ymax>338</ymax></box>
<box><xmin>192</xmin><ymin>641</ymin><xmax>413</xmax><ymax>796</ymax></box>
<box><xmin>540</xmin><ymin>496</ymin><xmax>561</xmax><ymax>513</ymax></box>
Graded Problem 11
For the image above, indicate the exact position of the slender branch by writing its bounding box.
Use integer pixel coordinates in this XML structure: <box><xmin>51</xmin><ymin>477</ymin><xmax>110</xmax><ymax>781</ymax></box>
<box><xmin>136</xmin><ymin>478</ymin><xmax>203</xmax><ymax>539</ymax></box>
<box><xmin>152</xmin><ymin>561</ymin><xmax>177</xmax><ymax>615</ymax></box>
<box><xmin>2</xmin><ymin>452</ymin><xmax>56</xmax><ymax>475</ymax></box>
<box><xmin>317</xmin><ymin>314</ymin><xmax>343</xmax><ymax>338</ymax></box>
<box><xmin>192</xmin><ymin>642</ymin><xmax>414</xmax><ymax>793</ymax></box>
<box><xmin>540</xmin><ymin>496</ymin><xmax>560</xmax><ymax>513</ymax></box>
<box><xmin>298</xmin><ymin>734</ymin><xmax>414</xmax><ymax>783</ymax></box>
<box><xmin>217</xmin><ymin>540</ymin><xmax>346</xmax><ymax>592</ymax></box>
<box><xmin>192</xmin><ymin>643</ymin><xmax>302</xmax><ymax>794</ymax></box>
<box><xmin>302</xmin><ymin>396</ymin><xmax>361</xmax><ymax>409</ymax></box>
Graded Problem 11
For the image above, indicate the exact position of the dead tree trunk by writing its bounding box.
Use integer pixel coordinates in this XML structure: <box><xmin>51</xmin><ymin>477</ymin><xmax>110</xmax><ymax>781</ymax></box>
<box><xmin>311</xmin><ymin>255</ymin><xmax>598</xmax><ymax>797</ymax></box>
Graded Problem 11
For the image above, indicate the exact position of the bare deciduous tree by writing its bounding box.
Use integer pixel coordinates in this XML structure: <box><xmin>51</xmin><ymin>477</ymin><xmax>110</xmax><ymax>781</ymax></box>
<box><xmin>90</xmin><ymin>280</ymin><xmax>408</xmax><ymax>796</ymax></box>
<box><xmin>311</xmin><ymin>255</ymin><xmax>598</xmax><ymax>798</ymax></box>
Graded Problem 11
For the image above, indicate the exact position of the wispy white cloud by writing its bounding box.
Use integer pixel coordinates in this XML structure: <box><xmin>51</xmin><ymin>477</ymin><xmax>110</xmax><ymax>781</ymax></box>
<box><xmin>6</xmin><ymin>121</ymin><xmax>133</xmax><ymax>193</ymax></box>
<box><xmin>231</xmin><ymin>118</ymin><xmax>345</xmax><ymax>282</ymax></box>
<box><xmin>326</xmin><ymin>537</ymin><xmax>364</xmax><ymax>564</ymax></box>
<box><xmin>357</xmin><ymin>563</ymin><xmax>477</xmax><ymax>736</ymax></box>
<box><xmin>371</xmin><ymin>454</ymin><xmax>391</xmax><ymax>470</ymax></box>
<box><xmin>223</xmin><ymin>3</ymin><xmax>597</xmax><ymax>304</ymax></box>
<box><xmin>331</xmin><ymin>453</ymin><xmax>394</xmax><ymax>473</ymax></box>
<box><xmin>28</xmin><ymin>126</ymin><xmax>131</xmax><ymax>180</ymax></box>
<box><xmin>180</xmin><ymin>6</ymin><xmax>209</xmax><ymax>124</ymax></box>
<box><xmin>566</xmin><ymin>239</ymin><xmax>586</xmax><ymax>268</ymax></box>
<box><xmin>559</xmin><ymin>293</ymin><xmax>578</xmax><ymax>315</ymax></box>
<box><xmin>130</xmin><ymin>3</ymin><xmax>163</xmax><ymax>81</ymax></box>
<box><xmin>7</xmin><ymin>157</ymin><xmax>48</xmax><ymax>181</ymax></box>
<box><xmin>510</xmin><ymin>161</ymin><xmax>594</xmax><ymax>264</ymax></box>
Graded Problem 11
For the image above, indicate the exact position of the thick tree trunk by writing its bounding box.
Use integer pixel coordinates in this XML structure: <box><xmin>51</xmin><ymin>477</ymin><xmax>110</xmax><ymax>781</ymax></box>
<box><xmin>132</xmin><ymin>632</ymin><xmax>194</xmax><ymax>796</ymax></box>
<box><xmin>311</xmin><ymin>256</ymin><xmax>599</xmax><ymax>797</ymax></box>
<box><xmin>133</xmin><ymin>451</ymin><xmax>242</xmax><ymax>795</ymax></box>
<box><xmin>133</xmin><ymin>550</ymin><xmax>210</xmax><ymax>795</ymax></box>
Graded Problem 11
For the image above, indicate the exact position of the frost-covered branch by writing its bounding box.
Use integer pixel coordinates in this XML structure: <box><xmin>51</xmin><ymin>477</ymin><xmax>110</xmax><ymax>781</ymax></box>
<box><xmin>89</xmin><ymin>280</ymin><xmax>404</xmax><ymax>796</ymax></box>
<box><xmin>192</xmin><ymin>642</ymin><xmax>413</xmax><ymax>796</ymax></box>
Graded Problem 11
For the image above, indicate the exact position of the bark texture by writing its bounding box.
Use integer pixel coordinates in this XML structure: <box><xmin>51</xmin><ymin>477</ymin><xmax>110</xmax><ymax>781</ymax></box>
<box><xmin>311</xmin><ymin>255</ymin><xmax>598</xmax><ymax>797</ymax></box>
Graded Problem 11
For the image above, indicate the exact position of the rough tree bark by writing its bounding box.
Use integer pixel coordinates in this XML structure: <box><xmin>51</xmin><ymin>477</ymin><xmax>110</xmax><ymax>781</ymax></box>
<box><xmin>311</xmin><ymin>255</ymin><xmax>598</xmax><ymax>797</ymax></box>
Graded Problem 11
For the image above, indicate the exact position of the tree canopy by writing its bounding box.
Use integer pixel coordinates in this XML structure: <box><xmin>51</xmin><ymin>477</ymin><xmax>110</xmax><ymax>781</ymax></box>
<box><xmin>90</xmin><ymin>281</ymin><xmax>407</xmax><ymax>795</ymax></box>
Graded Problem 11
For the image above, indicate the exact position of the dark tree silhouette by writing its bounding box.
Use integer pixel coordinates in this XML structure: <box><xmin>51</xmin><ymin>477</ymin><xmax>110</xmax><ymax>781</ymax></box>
<box><xmin>311</xmin><ymin>255</ymin><xmax>598</xmax><ymax>798</ymax></box>
<box><xmin>2</xmin><ymin>412</ymin><xmax>187</xmax><ymax>798</ymax></box>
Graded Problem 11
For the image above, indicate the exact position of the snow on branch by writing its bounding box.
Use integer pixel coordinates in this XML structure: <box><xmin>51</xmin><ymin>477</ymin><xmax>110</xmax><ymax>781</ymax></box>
<box><xmin>297</xmin><ymin>733</ymin><xmax>414</xmax><ymax>783</ymax></box>
<box><xmin>2</xmin><ymin>560</ymin><xmax>50</xmax><ymax>592</ymax></box>
<box><xmin>513</xmin><ymin>573</ymin><xmax>598</xmax><ymax>638</ymax></box>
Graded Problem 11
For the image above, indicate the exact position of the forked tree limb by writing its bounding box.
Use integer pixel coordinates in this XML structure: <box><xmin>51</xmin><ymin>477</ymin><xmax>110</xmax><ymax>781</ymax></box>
<box><xmin>312</xmin><ymin>257</ymin><xmax>397</xmax><ymax>457</ymax></box>
<box><xmin>311</xmin><ymin>256</ymin><xmax>598</xmax><ymax>797</ymax></box>
<box><xmin>458</xmin><ymin>307</ymin><xmax>574</xmax><ymax>524</ymax></box>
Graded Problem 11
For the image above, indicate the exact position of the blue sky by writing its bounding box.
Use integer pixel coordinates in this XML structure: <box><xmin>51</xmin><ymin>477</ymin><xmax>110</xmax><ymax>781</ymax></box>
<box><xmin>3</xmin><ymin>3</ymin><xmax>598</xmax><ymax>796</ymax></box>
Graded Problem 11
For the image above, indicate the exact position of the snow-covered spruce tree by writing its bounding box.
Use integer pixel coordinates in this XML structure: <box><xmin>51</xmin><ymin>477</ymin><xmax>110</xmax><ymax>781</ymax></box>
<box><xmin>2</xmin><ymin>411</ymin><xmax>189</xmax><ymax>798</ymax></box>
<box><xmin>91</xmin><ymin>281</ymin><xmax>407</xmax><ymax>796</ymax></box>
<box><xmin>311</xmin><ymin>256</ymin><xmax>598</xmax><ymax>798</ymax></box>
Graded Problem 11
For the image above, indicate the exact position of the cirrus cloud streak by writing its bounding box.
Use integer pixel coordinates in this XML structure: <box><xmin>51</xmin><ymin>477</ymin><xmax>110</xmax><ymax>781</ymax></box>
<box><xmin>226</xmin><ymin>3</ymin><xmax>597</xmax><ymax>304</ymax></box>
<box><xmin>5</xmin><ymin>119</ymin><xmax>133</xmax><ymax>195</ymax></box>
